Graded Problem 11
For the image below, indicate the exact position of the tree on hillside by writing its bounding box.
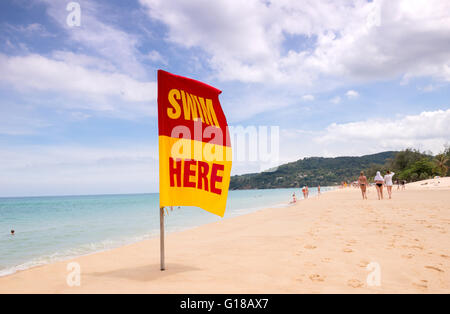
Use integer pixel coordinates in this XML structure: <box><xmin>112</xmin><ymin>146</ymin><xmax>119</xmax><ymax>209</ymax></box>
<box><xmin>444</xmin><ymin>144</ymin><xmax>450</xmax><ymax>167</ymax></box>
<box><xmin>434</xmin><ymin>153</ymin><xmax>449</xmax><ymax>176</ymax></box>
<box><xmin>398</xmin><ymin>158</ymin><xmax>435</xmax><ymax>181</ymax></box>
<box><xmin>387</xmin><ymin>148</ymin><xmax>429</xmax><ymax>172</ymax></box>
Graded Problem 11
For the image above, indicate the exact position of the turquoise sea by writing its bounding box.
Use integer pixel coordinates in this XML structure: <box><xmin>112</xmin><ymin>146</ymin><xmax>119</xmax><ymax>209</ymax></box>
<box><xmin>0</xmin><ymin>187</ymin><xmax>334</xmax><ymax>276</ymax></box>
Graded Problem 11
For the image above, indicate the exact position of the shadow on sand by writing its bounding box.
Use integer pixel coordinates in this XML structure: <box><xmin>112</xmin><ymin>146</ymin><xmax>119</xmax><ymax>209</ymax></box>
<box><xmin>86</xmin><ymin>263</ymin><xmax>199</xmax><ymax>282</ymax></box>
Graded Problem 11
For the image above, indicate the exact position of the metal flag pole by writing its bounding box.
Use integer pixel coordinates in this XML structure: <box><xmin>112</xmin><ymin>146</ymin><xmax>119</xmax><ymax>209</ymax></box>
<box><xmin>160</xmin><ymin>207</ymin><xmax>165</xmax><ymax>271</ymax></box>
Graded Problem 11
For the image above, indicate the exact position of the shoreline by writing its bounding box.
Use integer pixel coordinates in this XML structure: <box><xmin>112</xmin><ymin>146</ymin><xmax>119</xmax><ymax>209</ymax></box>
<box><xmin>0</xmin><ymin>187</ymin><xmax>332</xmax><ymax>278</ymax></box>
<box><xmin>1</xmin><ymin>180</ymin><xmax>449</xmax><ymax>293</ymax></box>
<box><xmin>0</xmin><ymin>202</ymin><xmax>285</xmax><ymax>279</ymax></box>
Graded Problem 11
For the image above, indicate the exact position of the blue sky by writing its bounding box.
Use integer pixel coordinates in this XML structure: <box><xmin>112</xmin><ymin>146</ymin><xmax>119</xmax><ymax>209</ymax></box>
<box><xmin>1</xmin><ymin>0</ymin><xmax>449</xmax><ymax>196</ymax></box>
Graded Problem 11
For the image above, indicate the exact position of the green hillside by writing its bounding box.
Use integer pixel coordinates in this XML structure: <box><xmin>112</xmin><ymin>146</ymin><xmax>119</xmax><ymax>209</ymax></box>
<box><xmin>229</xmin><ymin>151</ymin><xmax>397</xmax><ymax>190</ymax></box>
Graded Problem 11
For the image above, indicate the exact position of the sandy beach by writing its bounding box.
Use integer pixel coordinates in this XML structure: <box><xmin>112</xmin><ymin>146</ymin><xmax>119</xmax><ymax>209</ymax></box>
<box><xmin>1</xmin><ymin>178</ymin><xmax>449</xmax><ymax>294</ymax></box>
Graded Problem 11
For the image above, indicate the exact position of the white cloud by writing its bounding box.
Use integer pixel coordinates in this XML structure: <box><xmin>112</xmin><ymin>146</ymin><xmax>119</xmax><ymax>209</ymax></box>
<box><xmin>302</xmin><ymin>94</ymin><xmax>315</xmax><ymax>101</ymax></box>
<box><xmin>346</xmin><ymin>90</ymin><xmax>359</xmax><ymax>98</ymax></box>
<box><xmin>51</xmin><ymin>50</ymin><xmax>117</xmax><ymax>72</ymax></box>
<box><xmin>321</xmin><ymin>109</ymin><xmax>450</xmax><ymax>141</ymax></box>
<box><xmin>145</xmin><ymin>50</ymin><xmax>167</xmax><ymax>65</ymax></box>
<box><xmin>317</xmin><ymin>109</ymin><xmax>450</xmax><ymax>154</ymax></box>
<box><xmin>70</xmin><ymin>111</ymin><xmax>92</xmax><ymax>121</ymax></box>
<box><xmin>418</xmin><ymin>84</ymin><xmax>442</xmax><ymax>93</ymax></box>
<box><xmin>330</xmin><ymin>96</ymin><xmax>341</xmax><ymax>104</ymax></box>
<box><xmin>0</xmin><ymin>145</ymin><xmax>159</xmax><ymax>197</ymax></box>
<box><xmin>1</xmin><ymin>1</ymin><xmax>159</xmax><ymax>119</ymax></box>
<box><xmin>41</xmin><ymin>0</ymin><xmax>148</xmax><ymax>79</ymax></box>
<box><xmin>0</xmin><ymin>105</ymin><xmax>50</xmax><ymax>135</ymax></box>
<box><xmin>0</xmin><ymin>53</ymin><xmax>156</xmax><ymax>104</ymax></box>
<box><xmin>278</xmin><ymin>109</ymin><xmax>450</xmax><ymax>162</ymax></box>
<box><xmin>224</xmin><ymin>91</ymin><xmax>296</xmax><ymax>122</ymax></box>
<box><xmin>4</xmin><ymin>22</ymin><xmax>54</xmax><ymax>37</ymax></box>
<box><xmin>140</xmin><ymin>0</ymin><xmax>450</xmax><ymax>88</ymax></box>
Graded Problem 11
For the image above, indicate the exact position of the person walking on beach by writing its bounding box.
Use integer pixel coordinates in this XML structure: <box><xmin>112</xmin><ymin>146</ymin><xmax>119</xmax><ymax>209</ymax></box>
<box><xmin>317</xmin><ymin>185</ymin><xmax>321</xmax><ymax>196</ymax></box>
<box><xmin>374</xmin><ymin>171</ymin><xmax>385</xmax><ymax>200</ymax></box>
<box><xmin>302</xmin><ymin>186</ymin><xmax>307</xmax><ymax>199</ymax></box>
<box><xmin>306</xmin><ymin>186</ymin><xmax>309</xmax><ymax>198</ymax></box>
<box><xmin>384</xmin><ymin>170</ymin><xmax>395</xmax><ymax>199</ymax></box>
<box><xmin>358</xmin><ymin>171</ymin><xmax>368</xmax><ymax>200</ymax></box>
<box><xmin>292</xmin><ymin>192</ymin><xmax>297</xmax><ymax>203</ymax></box>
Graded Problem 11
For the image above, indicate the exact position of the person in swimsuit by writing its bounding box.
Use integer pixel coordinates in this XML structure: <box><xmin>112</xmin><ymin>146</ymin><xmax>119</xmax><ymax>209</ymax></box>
<box><xmin>292</xmin><ymin>192</ymin><xmax>297</xmax><ymax>203</ymax></box>
<box><xmin>374</xmin><ymin>171</ymin><xmax>384</xmax><ymax>200</ymax></box>
<box><xmin>384</xmin><ymin>170</ymin><xmax>395</xmax><ymax>199</ymax></box>
<box><xmin>358</xmin><ymin>171</ymin><xmax>368</xmax><ymax>200</ymax></box>
<box><xmin>302</xmin><ymin>186</ymin><xmax>306</xmax><ymax>199</ymax></box>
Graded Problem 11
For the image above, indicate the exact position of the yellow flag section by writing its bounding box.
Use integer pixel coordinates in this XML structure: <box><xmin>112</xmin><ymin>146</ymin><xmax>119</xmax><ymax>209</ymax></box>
<box><xmin>159</xmin><ymin>137</ymin><xmax>232</xmax><ymax>216</ymax></box>
<box><xmin>157</xmin><ymin>70</ymin><xmax>232</xmax><ymax>217</ymax></box>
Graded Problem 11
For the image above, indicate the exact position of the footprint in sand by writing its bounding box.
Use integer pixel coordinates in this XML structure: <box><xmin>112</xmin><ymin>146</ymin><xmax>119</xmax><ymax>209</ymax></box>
<box><xmin>425</xmin><ymin>266</ymin><xmax>444</xmax><ymax>273</ymax></box>
<box><xmin>358</xmin><ymin>260</ymin><xmax>369</xmax><ymax>268</ymax></box>
<box><xmin>305</xmin><ymin>244</ymin><xmax>317</xmax><ymax>250</ymax></box>
<box><xmin>402</xmin><ymin>253</ymin><xmax>414</xmax><ymax>259</ymax></box>
<box><xmin>295</xmin><ymin>274</ymin><xmax>306</xmax><ymax>283</ymax></box>
<box><xmin>343</xmin><ymin>248</ymin><xmax>353</xmax><ymax>253</ymax></box>
<box><xmin>322</xmin><ymin>257</ymin><xmax>332</xmax><ymax>263</ymax></box>
<box><xmin>347</xmin><ymin>279</ymin><xmax>364</xmax><ymax>288</ymax></box>
<box><xmin>441</xmin><ymin>254</ymin><xmax>449</xmax><ymax>259</ymax></box>
<box><xmin>402</xmin><ymin>245</ymin><xmax>423</xmax><ymax>251</ymax></box>
<box><xmin>309</xmin><ymin>274</ymin><xmax>325</xmax><ymax>282</ymax></box>
<box><xmin>412</xmin><ymin>281</ymin><xmax>428</xmax><ymax>290</ymax></box>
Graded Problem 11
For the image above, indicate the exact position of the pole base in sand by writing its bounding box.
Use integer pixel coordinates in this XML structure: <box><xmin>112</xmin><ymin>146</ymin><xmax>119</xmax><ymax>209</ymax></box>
<box><xmin>160</xmin><ymin>207</ymin><xmax>165</xmax><ymax>271</ymax></box>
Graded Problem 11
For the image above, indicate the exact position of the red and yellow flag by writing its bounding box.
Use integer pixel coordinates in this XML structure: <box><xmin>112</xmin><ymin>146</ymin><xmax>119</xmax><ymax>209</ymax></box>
<box><xmin>158</xmin><ymin>70</ymin><xmax>232</xmax><ymax>217</ymax></box>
